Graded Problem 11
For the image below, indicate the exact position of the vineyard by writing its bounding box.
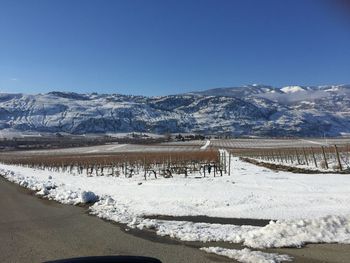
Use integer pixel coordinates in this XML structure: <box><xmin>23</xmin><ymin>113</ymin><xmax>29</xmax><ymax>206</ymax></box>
<box><xmin>209</xmin><ymin>138</ymin><xmax>350</xmax><ymax>149</ymax></box>
<box><xmin>0</xmin><ymin>150</ymin><xmax>232</xmax><ymax>179</ymax></box>
<box><xmin>233</xmin><ymin>144</ymin><xmax>350</xmax><ymax>173</ymax></box>
<box><xmin>1</xmin><ymin>138</ymin><xmax>349</xmax><ymax>177</ymax></box>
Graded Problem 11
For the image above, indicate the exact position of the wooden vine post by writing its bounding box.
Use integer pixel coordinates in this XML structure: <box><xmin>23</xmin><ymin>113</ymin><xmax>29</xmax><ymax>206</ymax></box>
<box><xmin>321</xmin><ymin>146</ymin><xmax>329</xmax><ymax>169</ymax></box>
<box><xmin>295</xmin><ymin>149</ymin><xmax>301</xmax><ymax>165</ymax></box>
<box><xmin>228</xmin><ymin>152</ymin><xmax>231</xmax><ymax>176</ymax></box>
<box><xmin>278</xmin><ymin>150</ymin><xmax>284</xmax><ymax>163</ymax></box>
<box><xmin>224</xmin><ymin>151</ymin><xmax>227</xmax><ymax>174</ymax></box>
<box><xmin>302</xmin><ymin>148</ymin><xmax>309</xmax><ymax>166</ymax></box>
<box><xmin>334</xmin><ymin>145</ymin><xmax>343</xmax><ymax>171</ymax></box>
<box><xmin>310</xmin><ymin>147</ymin><xmax>318</xmax><ymax>168</ymax></box>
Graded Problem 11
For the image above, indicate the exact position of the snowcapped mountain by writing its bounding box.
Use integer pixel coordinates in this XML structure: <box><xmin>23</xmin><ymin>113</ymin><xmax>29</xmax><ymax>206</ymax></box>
<box><xmin>280</xmin><ymin>86</ymin><xmax>306</xmax><ymax>93</ymax></box>
<box><xmin>0</xmin><ymin>85</ymin><xmax>350</xmax><ymax>137</ymax></box>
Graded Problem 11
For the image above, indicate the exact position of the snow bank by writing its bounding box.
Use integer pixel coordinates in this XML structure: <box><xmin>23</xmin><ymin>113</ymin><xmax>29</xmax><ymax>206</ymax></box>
<box><xmin>90</xmin><ymin>199</ymin><xmax>350</xmax><ymax>249</ymax></box>
<box><xmin>243</xmin><ymin>215</ymin><xmax>350</xmax><ymax>248</ymax></box>
<box><xmin>90</xmin><ymin>197</ymin><xmax>138</xmax><ymax>225</ymax></box>
<box><xmin>135</xmin><ymin>219</ymin><xmax>257</xmax><ymax>243</ymax></box>
<box><xmin>0</xmin><ymin>168</ymin><xmax>99</xmax><ymax>205</ymax></box>
<box><xmin>132</xmin><ymin>215</ymin><xmax>350</xmax><ymax>249</ymax></box>
<box><xmin>201</xmin><ymin>247</ymin><xmax>292</xmax><ymax>263</ymax></box>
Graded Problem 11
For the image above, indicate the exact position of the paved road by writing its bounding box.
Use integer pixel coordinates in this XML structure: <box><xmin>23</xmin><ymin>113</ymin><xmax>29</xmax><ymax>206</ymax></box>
<box><xmin>0</xmin><ymin>177</ymin><xmax>229</xmax><ymax>263</ymax></box>
<box><xmin>1</xmin><ymin>177</ymin><xmax>350</xmax><ymax>263</ymax></box>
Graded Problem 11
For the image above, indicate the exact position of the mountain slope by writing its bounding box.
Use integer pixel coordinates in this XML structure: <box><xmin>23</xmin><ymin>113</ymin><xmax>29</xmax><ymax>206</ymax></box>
<box><xmin>0</xmin><ymin>85</ymin><xmax>349</xmax><ymax>137</ymax></box>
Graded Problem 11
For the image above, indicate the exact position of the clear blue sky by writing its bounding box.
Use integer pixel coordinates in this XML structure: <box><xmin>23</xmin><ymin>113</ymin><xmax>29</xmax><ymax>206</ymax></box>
<box><xmin>1</xmin><ymin>0</ymin><xmax>350</xmax><ymax>96</ymax></box>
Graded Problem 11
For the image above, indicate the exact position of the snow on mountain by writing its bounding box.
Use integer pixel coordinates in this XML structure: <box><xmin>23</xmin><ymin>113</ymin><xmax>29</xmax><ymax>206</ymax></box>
<box><xmin>0</xmin><ymin>85</ymin><xmax>349</xmax><ymax>137</ymax></box>
<box><xmin>280</xmin><ymin>86</ymin><xmax>305</xmax><ymax>93</ymax></box>
<box><xmin>189</xmin><ymin>84</ymin><xmax>283</xmax><ymax>97</ymax></box>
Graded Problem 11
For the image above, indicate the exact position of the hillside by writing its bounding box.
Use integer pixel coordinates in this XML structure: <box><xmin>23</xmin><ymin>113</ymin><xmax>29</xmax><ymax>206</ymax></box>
<box><xmin>0</xmin><ymin>84</ymin><xmax>349</xmax><ymax>137</ymax></box>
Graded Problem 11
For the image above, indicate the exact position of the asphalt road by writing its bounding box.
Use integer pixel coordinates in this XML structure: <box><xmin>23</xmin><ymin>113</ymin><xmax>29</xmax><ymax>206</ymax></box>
<box><xmin>1</xmin><ymin>176</ymin><xmax>350</xmax><ymax>263</ymax></box>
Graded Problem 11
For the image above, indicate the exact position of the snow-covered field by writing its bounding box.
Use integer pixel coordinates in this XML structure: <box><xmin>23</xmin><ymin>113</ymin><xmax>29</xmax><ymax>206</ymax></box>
<box><xmin>209</xmin><ymin>138</ymin><xmax>350</xmax><ymax>149</ymax></box>
<box><xmin>5</xmin><ymin>137</ymin><xmax>350</xmax><ymax>158</ymax></box>
<box><xmin>2</xmin><ymin>142</ymin><xmax>207</xmax><ymax>156</ymax></box>
<box><xmin>1</xmin><ymin>152</ymin><xmax>350</xmax><ymax>263</ymax></box>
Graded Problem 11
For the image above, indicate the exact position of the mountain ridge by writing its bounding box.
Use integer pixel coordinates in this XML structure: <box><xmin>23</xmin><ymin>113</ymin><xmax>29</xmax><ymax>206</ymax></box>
<box><xmin>0</xmin><ymin>84</ymin><xmax>349</xmax><ymax>137</ymax></box>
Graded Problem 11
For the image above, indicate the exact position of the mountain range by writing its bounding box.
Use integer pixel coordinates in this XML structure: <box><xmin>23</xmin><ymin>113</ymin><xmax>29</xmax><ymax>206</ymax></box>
<box><xmin>1</xmin><ymin>84</ymin><xmax>350</xmax><ymax>137</ymax></box>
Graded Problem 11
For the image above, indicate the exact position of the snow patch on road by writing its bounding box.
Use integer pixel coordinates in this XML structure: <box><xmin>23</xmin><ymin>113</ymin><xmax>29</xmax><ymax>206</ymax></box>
<box><xmin>135</xmin><ymin>219</ymin><xmax>257</xmax><ymax>243</ymax></box>
<box><xmin>243</xmin><ymin>215</ymin><xmax>350</xmax><ymax>248</ymax></box>
<box><xmin>201</xmin><ymin>247</ymin><xmax>293</xmax><ymax>263</ymax></box>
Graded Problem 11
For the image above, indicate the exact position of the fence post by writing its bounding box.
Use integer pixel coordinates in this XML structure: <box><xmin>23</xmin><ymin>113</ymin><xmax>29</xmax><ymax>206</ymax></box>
<box><xmin>334</xmin><ymin>145</ymin><xmax>343</xmax><ymax>171</ymax></box>
<box><xmin>310</xmin><ymin>147</ymin><xmax>318</xmax><ymax>168</ymax></box>
<box><xmin>224</xmin><ymin>151</ymin><xmax>227</xmax><ymax>174</ymax></box>
<box><xmin>228</xmin><ymin>152</ymin><xmax>231</xmax><ymax>176</ymax></box>
<box><xmin>289</xmin><ymin>150</ymin><xmax>294</xmax><ymax>164</ymax></box>
<box><xmin>272</xmin><ymin>151</ymin><xmax>276</xmax><ymax>162</ymax></box>
<box><xmin>302</xmin><ymin>148</ymin><xmax>309</xmax><ymax>166</ymax></box>
<box><xmin>295</xmin><ymin>149</ymin><xmax>301</xmax><ymax>165</ymax></box>
<box><xmin>321</xmin><ymin>146</ymin><xmax>329</xmax><ymax>169</ymax></box>
<box><xmin>278</xmin><ymin>150</ymin><xmax>284</xmax><ymax>163</ymax></box>
<box><xmin>221</xmin><ymin>151</ymin><xmax>224</xmax><ymax>170</ymax></box>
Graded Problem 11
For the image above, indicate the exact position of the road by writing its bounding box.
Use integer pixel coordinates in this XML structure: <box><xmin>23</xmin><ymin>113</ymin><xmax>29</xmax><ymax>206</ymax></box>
<box><xmin>0</xmin><ymin>177</ymin><xmax>228</xmax><ymax>263</ymax></box>
<box><xmin>1</xmin><ymin>177</ymin><xmax>350</xmax><ymax>263</ymax></box>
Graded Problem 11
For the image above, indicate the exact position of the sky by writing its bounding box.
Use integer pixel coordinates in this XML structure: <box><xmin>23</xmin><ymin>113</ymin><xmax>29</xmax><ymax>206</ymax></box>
<box><xmin>1</xmin><ymin>0</ymin><xmax>350</xmax><ymax>96</ymax></box>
